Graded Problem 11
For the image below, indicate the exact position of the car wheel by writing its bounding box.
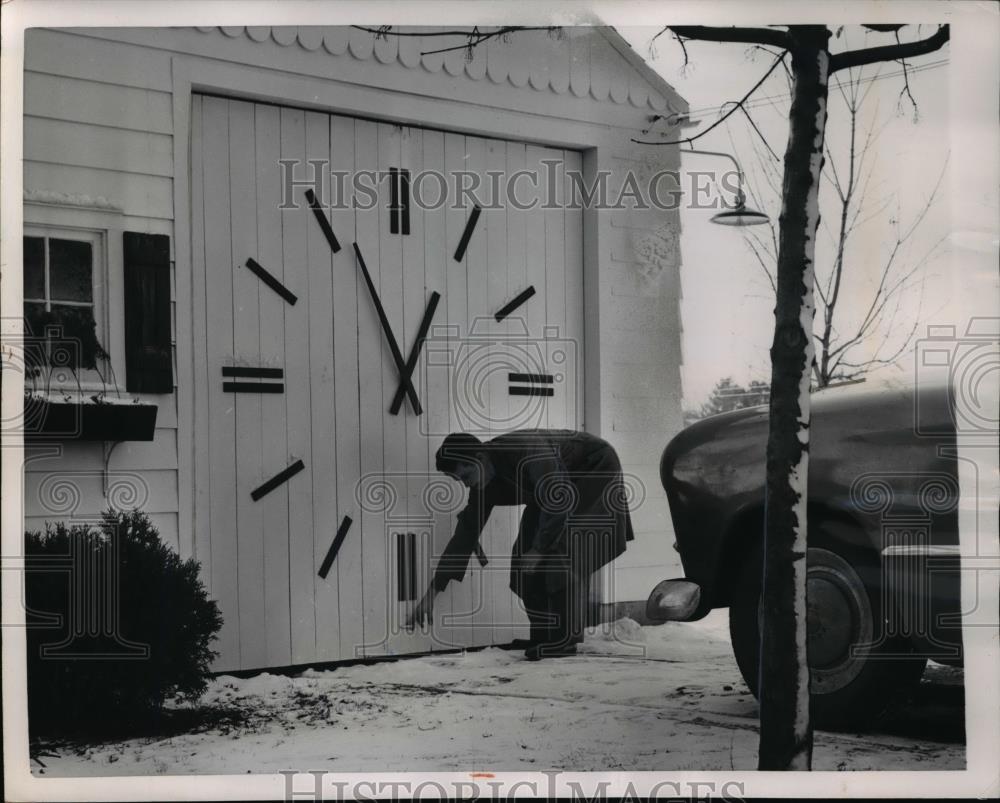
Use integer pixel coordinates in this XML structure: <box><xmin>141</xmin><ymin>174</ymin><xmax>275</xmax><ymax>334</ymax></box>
<box><xmin>729</xmin><ymin>531</ymin><xmax>928</xmax><ymax>730</ymax></box>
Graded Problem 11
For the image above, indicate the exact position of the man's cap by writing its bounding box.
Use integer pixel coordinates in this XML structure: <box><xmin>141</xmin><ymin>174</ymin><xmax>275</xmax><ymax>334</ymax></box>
<box><xmin>435</xmin><ymin>432</ymin><xmax>484</xmax><ymax>474</ymax></box>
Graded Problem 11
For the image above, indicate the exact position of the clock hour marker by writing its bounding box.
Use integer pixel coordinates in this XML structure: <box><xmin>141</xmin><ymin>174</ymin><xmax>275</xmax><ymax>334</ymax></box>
<box><xmin>389</xmin><ymin>168</ymin><xmax>412</xmax><ymax>236</ymax></box>
<box><xmin>222</xmin><ymin>366</ymin><xmax>284</xmax><ymax>378</ymax></box>
<box><xmin>396</xmin><ymin>532</ymin><xmax>418</xmax><ymax>602</ymax></box>
<box><xmin>389</xmin><ymin>168</ymin><xmax>400</xmax><ymax>235</ymax></box>
<box><xmin>509</xmin><ymin>373</ymin><xmax>554</xmax><ymax>397</ymax></box>
<box><xmin>251</xmin><ymin>459</ymin><xmax>305</xmax><ymax>501</ymax></box>
<box><xmin>305</xmin><ymin>189</ymin><xmax>341</xmax><ymax>253</ymax></box>
<box><xmin>352</xmin><ymin>242</ymin><xmax>422</xmax><ymax>414</ymax></box>
<box><xmin>223</xmin><ymin>381</ymin><xmax>284</xmax><ymax>393</ymax></box>
<box><xmin>400</xmin><ymin>169</ymin><xmax>411</xmax><ymax>236</ymax></box>
<box><xmin>318</xmin><ymin>515</ymin><xmax>353</xmax><ymax>580</ymax></box>
<box><xmin>475</xmin><ymin>544</ymin><xmax>489</xmax><ymax>567</ymax></box>
<box><xmin>388</xmin><ymin>291</ymin><xmax>441</xmax><ymax>415</ymax></box>
<box><xmin>222</xmin><ymin>366</ymin><xmax>284</xmax><ymax>393</ymax></box>
<box><xmin>453</xmin><ymin>205</ymin><xmax>482</xmax><ymax>262</ymax></box>
<box><xmin>245</xmin><ymin>258</ymin><xmax>298</xmax><ymax>306</ymax></box>
<box><xmin>494</xmin><ymin>285</ymin><xmax>536</xmax><ymax>322</ymax></box>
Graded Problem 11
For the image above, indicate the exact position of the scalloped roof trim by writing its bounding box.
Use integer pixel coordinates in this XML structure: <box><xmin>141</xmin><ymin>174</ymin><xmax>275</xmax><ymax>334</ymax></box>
<box><xmin>194</xmin><ymin>26</ymin><xmax>686</xmax><ymax>115</ymax></box>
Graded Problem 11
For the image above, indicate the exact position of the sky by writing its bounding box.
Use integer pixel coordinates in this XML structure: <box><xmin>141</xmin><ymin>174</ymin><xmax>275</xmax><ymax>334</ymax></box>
<box><xmin>617</xmin><ymin>24</ymin><xmax>993</xmax><ymax>410</ymax></box>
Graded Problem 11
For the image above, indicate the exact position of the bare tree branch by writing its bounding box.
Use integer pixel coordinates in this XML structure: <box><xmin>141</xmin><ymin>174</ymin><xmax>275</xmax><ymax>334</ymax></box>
<box><xmin>848</xmin><ymin>192</ymin><xmax>892</xmax><ymax>234</ymax></box>
<box><xmin>633</xmin><ymin>52</ymin><xmax>787</xmax><ymax>145</ymax></box>
<box><xmin>673</xmin><ymin>31</ymin><xmax>691</xmax><ymax>70</ymax></box>
<box><xmin>649</xmin><ymin>25</ymin><xmax>671</xmax><ymax>60</ymax></box>
<box><xmin>740</xmin><ymin>105</ymin><xmax>781</xmax><ymax>161</ymax></box>
<box><xmin>352</xmin><ymin>25</ymin><xmax>543</xmax><ymax>39</ymax></box>
<box><xmin>669</xmin><ymin>26</ymin><xmax>792</xmax><ymax>49</ymax></box>
<box><xmin>350</xmin><ymin>25</ymin><xmax>557</xmax><ymax>57</ymax></box>
<box><xmin>823</xmin><ymin>142</ymin><xmax>846</xmax><ymax>201</ymax></box>
<box><xmin>421</xmin><ymin>27</ymin><xmax>557</xmax><ymax>56</ymax></box>
<box><xmin>893</xmin><ymin>31</ymin><xmax>920</xmax><ymax>118</ymax></box>
<box><xmin>734</xmin><ymin>33</ymin><xmax>948</xmax><ymax>387</ymax></box>
<box><xmin>829</xmin><ymin>25</ymin><xmax>949</xmax><ymax>73</ymax></box>
<box><xmin>745</xmin><ymin>236</ymin><xmax>778</xmax><ymax>292</ymax></box>
<box><xmin>747</xmin><ymin>44</ymin><xmax>787</xmax><ymax>61</ymax></box>
<box><xmin>862</xmin><ymin>25</ymin><xmax>907</xmax><ymax>33</ymax></box>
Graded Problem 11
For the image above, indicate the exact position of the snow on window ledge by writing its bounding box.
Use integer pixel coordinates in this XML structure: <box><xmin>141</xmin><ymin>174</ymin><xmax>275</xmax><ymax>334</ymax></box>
<box><xmin>23</xmin><ymin>189</ymin><xmax>123</xmax><ymax>213</ymax></box>
<box><xmin>25</xmin><ymin>389</ymin><xmax>152</xmax><ymax>407</ymax></box>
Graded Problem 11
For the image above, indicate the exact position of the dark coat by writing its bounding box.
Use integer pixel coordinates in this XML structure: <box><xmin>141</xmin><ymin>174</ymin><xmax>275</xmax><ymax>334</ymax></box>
<box><xmin>433</xmin><ymin>429</ymin><xmax>635</xmax><ymax>598</ymax></box>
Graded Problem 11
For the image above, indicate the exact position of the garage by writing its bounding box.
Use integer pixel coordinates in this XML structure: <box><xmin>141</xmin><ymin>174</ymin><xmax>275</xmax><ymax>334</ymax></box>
<box><xmin>21</xmin><ymin>25</ymin><xmax>687</xmax><ymax>675</ymax></box>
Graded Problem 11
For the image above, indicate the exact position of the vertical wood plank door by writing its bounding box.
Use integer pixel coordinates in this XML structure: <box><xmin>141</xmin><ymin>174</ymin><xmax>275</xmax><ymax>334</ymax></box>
<box><xmin>191</xmin><ymin>95</ymin><xmax>582</xmax><ymax>672</ymax></box>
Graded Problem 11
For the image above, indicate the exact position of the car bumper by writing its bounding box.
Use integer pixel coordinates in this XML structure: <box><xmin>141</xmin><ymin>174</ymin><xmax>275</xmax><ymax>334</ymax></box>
<box><xmin>645</xmin><ymin>578</ymin><xmax>707</xmax><ymax>622</ymax></box>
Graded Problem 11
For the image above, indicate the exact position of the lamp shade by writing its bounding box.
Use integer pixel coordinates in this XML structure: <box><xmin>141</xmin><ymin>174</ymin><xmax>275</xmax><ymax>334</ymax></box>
<box><xmin>710</xmin><ymin>204</ymin><xmax>770</xmax><ymax>226</ymax></box>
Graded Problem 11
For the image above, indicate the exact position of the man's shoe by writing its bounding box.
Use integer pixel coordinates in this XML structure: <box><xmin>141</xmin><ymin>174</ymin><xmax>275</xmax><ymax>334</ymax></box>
<box><xmin>524</xmin><ymin>643</ymin><xmax>578</xmax><ymax>661</ymax></box>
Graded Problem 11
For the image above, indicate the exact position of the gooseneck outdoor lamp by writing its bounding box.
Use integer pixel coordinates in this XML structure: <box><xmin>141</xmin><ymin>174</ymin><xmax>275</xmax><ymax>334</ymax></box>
<box><xmin>682</xmin><ymin>145</ymin><xmax>771</xmax><ymax>226</ymax></box>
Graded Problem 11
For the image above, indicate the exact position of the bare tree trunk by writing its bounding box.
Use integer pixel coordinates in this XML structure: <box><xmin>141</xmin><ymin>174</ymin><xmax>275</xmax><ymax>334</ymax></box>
<box><xmin>758</xmin><ymin>26</ymin><xmax>830</xmax><ymax>771</ymax></box>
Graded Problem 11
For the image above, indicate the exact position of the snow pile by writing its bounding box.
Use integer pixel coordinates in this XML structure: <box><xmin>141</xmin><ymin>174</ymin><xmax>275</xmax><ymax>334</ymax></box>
<box><xmin>213</xmin><ymin>672</ymin><xmax>296</xmax><ymax>700</ymax></box>
<box><xmin>580</xmin><ymin>617</ymin><xmax>647</xmax><ymax>654</ymax></box>
<box><xmin>297</xmin><ymin>667</ymin><xmax>329</xmax><ymax>679</ymax></box>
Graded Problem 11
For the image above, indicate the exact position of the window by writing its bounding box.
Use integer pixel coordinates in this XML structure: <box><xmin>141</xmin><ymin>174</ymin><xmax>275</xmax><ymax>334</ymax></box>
<box><xmin>22</xmin><ymin>227</ymin><xmax>108</xmax><ymax>386</ymax></box>
<box><xmin>24</xmin><ymin>234</ymin><xmax>95</xmax><ymax>313</ymax></box>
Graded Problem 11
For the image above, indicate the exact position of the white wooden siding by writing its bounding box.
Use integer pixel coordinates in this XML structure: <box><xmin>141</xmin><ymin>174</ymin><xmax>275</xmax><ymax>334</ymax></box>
<box><xmin>200</xmin><ymin>95</ymin><xmax>240</xmax><ymax>669</ymax></box>
<box><xmin>23</xmin><ymin>71</ymin><xmax>173</xmax><ymax>135</ymax></box>
<box><xmin>440</xmin><ymin>130</ymin><xmax>475</xmax><ymax>650</ymax></box>
<box><xmin>328</xmin><ymin>113</ymin><xmax>365</xmax><ymax>662</ymax></box>
<box><xmin>190</xmin><ymin>93</ymin><xmax>213</xmax><ymax>607</ymax></box>
<box><xmin>354</xmin><ymin>116</ymin><xmax>387</xmax><ymax>661</ymax></box>
<box><xmin>302</xmin><ymin>109</ymin><xmax>338</xmax><ymax>666</ymax></box>
<box><xmin>22</xmin><ymin>33</ymin><xmax>181</xmax><ymax>550</ymax></box>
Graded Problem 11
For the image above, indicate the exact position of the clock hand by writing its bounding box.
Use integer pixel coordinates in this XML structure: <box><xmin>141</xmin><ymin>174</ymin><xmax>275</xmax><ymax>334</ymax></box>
<box><xmin>245</xmin><ymin>258</ymin><xmax>297</xmax><ymax>305</ymax></box>
<box><xmin>318</xmin><ymin>515</ymin><xmax>353</xmax><ymax>580</ymax></box>
<box><xmin>251</xmin><ymin>459</ymin><xmax>305</xmax><ymax>502</ymax></box>
<box><xmin>305</xmin><ymin>189</ymin><xmax>341</xmax><ymax>253</ymax></box>
<box><xmin>494</xmin><ymin>285</ymin><xmax>536</xmax><ymax>322</ymax></box>
<box><xmin>453</xmin><ymin>205</ymin><xmax>482</xmax><ymax>263</ymax></box>
<box><xmin>388</xmin><ymin>290</ymin><xmax>441</xmax><ymax>415</ymax></box>
<box><xmin>352</xmin><ymin>242</ymin><xmax>422</xmax><ymax>415</ymax></box>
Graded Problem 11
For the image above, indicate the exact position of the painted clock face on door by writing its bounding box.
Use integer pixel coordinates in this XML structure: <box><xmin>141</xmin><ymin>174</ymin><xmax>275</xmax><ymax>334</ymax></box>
<box><xmin>192</xmin><ymin>94</ymin><xmax>582</xmax><ymax>672</ymax></box>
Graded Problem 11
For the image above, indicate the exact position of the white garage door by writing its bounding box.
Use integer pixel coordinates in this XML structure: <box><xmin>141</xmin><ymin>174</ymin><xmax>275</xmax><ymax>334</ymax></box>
<box><xmin>191</xmin><ymin>94</ymin><xmax>583</xmax><ymax>671</ymax></box>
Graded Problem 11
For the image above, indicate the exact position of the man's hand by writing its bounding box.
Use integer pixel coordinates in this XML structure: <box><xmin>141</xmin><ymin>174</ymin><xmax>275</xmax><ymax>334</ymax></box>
<box><xmin>521</xmin><ymin>548</ymin><xmax>544</xmax><ymax>573</ymax></box>
<box><xmin>407</xmin><ymin>586</ymin><xmax>437</xmax><ymax>631</ymax></box>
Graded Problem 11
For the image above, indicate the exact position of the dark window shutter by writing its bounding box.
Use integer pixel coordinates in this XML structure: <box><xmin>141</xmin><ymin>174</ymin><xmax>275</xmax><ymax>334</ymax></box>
<box><xmin>123</xmin><ymin>232</ymin><xmax>173</xmax><ymax>393</ymax></box>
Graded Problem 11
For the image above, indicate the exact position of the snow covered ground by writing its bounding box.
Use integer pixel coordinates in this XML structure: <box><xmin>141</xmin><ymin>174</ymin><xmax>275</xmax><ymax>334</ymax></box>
<box><xmin>31</xmin><ymin>612</ymin><xmax>964</xmax><ymax>775</ymax></box>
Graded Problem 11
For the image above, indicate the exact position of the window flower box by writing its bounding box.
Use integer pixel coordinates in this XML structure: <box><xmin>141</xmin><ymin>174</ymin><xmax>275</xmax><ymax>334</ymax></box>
<box><xmin>23</xmin><ymin>391</ymin><xmax>158</xmax><ymax>442</ymax></box>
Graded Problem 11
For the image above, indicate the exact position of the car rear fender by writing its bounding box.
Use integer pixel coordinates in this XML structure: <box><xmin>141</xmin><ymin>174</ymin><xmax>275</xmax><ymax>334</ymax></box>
<box><xmin>710</xmin><ymin>503</ymin><xmax>878</xmax><ymax>608</ymax></box>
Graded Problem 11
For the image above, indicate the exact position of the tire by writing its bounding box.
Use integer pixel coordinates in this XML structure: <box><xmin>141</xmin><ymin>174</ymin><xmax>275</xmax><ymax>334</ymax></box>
<box><xmin>728</xmin><ymin>526</ymin><xmax>928</xmax><ymax>731</ymax></box>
